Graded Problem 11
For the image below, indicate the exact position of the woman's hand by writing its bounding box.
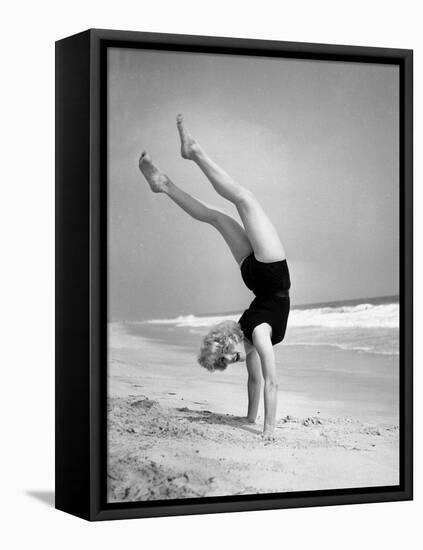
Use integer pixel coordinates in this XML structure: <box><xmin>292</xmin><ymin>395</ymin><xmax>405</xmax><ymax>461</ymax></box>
<box><xmin>236</xmin><ymin>416</ymin><xmax>256</xmax><ymax>424</ymax></box>
<box><xmin>261</xmin><ymin>429</ymin><xmax>276</xmax><ymax>442</ymax></box>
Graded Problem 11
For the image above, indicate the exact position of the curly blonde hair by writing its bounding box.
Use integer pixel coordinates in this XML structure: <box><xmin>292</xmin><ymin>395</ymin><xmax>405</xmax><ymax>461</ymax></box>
<box><xmin>198</xmin><ymin>320</ymin><xmax>244</xmax><ymax>372</ymax></box>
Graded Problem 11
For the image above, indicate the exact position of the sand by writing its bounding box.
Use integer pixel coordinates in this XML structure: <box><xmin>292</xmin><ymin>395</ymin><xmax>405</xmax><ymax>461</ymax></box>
<box><xmin>107</xmin><ymin>329</ymin><xmax>399</xmax><ymax>503</ymax></box>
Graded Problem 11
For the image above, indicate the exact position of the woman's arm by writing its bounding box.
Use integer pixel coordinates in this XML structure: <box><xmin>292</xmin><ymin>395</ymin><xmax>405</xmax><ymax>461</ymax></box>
<box><xmin>246</xmin><ymin>350</ymin><xmax>262</xmax><ymax>423</ymax></box>
<box><xmin>252</xmin><ymin>324</ymin><xmax>278</xmax><ymax>439</ymax></box>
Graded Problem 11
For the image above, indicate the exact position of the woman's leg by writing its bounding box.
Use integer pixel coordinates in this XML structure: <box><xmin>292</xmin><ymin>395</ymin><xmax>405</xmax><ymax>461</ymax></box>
<box><xmin>176</xmin><ymin>115</ymin><xmax>286</xmax><ymax>262</ymax></box>
<box><xmin>139</xmin><ymin>152</ymin><xmax>252</xmax><ymax>264</ymax></box>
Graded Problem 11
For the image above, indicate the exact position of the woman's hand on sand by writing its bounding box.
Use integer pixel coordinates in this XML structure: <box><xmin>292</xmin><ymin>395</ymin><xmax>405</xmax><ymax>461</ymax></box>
<box><xmin>261</xmin><ymin>430</ymin><xmax>276</xmax><ymax>442</ymax></box>
<box><xmin>235</xmin><ymin>416</ymin><xmax>256</xmax><ymax>425</ymax></box>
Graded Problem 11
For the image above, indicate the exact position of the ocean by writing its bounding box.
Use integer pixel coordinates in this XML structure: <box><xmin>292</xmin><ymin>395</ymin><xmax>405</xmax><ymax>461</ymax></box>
<box><xmin>111</xmin><ymin>296</ymin><xmax>399</xmax><ymax>424</ymax></box>
<box><xmin>130</xmin><ymin>295</ymin><xmax>399</xmax><ymax>357</ymax></box>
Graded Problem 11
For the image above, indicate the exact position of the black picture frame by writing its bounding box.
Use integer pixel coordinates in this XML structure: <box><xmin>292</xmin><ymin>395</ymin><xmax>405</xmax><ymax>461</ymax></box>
<box><xmin>55</xmin><ymin>28</ymin><xmax>413</xmax><ymax>521</ymax></box>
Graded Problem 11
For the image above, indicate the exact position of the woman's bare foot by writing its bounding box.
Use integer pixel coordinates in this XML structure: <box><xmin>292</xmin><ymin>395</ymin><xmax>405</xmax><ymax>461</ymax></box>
<box><xmin>176</xmin><ymin>114</ymin><xmax>202</xmax><ymax>160</ymax></box>
<box><xmin>138</xmin><ymin>151</ymin><xmax>170</xmax><ymax>193</ymax></box>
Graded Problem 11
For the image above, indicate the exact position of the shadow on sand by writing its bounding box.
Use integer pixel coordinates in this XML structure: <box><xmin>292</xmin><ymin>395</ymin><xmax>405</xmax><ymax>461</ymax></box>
<box><xmin>177</xmin><ymin>407</ymin><xmax>260</xmax><ymax>436</ymax></box>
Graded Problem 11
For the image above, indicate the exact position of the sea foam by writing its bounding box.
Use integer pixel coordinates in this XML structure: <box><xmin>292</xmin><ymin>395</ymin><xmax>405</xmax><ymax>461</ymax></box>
<box><xmin>143</xmin><ymin>302</ymin><xmax>399</xmax><ymax>330</ymax></box>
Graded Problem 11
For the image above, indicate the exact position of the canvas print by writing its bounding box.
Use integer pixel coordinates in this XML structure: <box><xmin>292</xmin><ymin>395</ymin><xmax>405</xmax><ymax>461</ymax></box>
<box><xmin>106</xmin><ymin>47</ymin><xmax>399</xmax><ymax>503</ymax></box>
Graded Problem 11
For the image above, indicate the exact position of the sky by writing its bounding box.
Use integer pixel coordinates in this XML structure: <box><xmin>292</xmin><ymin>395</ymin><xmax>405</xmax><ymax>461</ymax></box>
<box><xmin>107</xmin><ymin>47</ymin><xmax>399</xmax><ymax>321</ymax></box>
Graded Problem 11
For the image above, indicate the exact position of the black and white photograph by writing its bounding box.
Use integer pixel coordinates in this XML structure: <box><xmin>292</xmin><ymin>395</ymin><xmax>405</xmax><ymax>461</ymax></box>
<box><xmin>106</xmin><ymin>46</ymin><xmax>401</xmax><ymax>502</ymax></box>
<box><xmin>3</xmin><ymin>0</ymin><xmax>420</xmax><ymax>543</ymax></box>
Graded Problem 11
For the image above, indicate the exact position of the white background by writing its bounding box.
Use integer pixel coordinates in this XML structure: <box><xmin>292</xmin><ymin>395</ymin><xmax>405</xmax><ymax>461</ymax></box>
<box><xmin>0</xmin><ymin>1</ymin><xmax>420</xmax><ymax>548</ymax></box>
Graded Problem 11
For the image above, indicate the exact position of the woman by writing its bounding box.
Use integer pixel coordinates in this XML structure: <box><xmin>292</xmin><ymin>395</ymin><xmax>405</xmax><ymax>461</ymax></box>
<box><xmin>139</xmin><ymin>115</ymin><xmax>290</xmax><ymax>441</ymax></box>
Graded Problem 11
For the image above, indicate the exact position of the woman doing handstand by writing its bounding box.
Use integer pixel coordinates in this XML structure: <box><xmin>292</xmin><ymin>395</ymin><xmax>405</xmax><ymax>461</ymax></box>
<box><xmin>139</xmin><ymin>115</ymin><xmax>291</xmax><ymax>440</ymax></box>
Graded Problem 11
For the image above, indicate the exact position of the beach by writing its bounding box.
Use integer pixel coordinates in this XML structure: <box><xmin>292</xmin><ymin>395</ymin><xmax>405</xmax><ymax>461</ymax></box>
<box><xmin>107</xmin><ymin>298</ymin><xmax>399</xmax><ymax>502</ymax></box>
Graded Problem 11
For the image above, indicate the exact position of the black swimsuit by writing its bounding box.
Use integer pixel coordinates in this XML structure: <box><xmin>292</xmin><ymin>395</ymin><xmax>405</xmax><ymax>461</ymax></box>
<box><xmin>238</xmin><ymin>253</ymin><xmax>291</xmax><ymax>345</ymax></box>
